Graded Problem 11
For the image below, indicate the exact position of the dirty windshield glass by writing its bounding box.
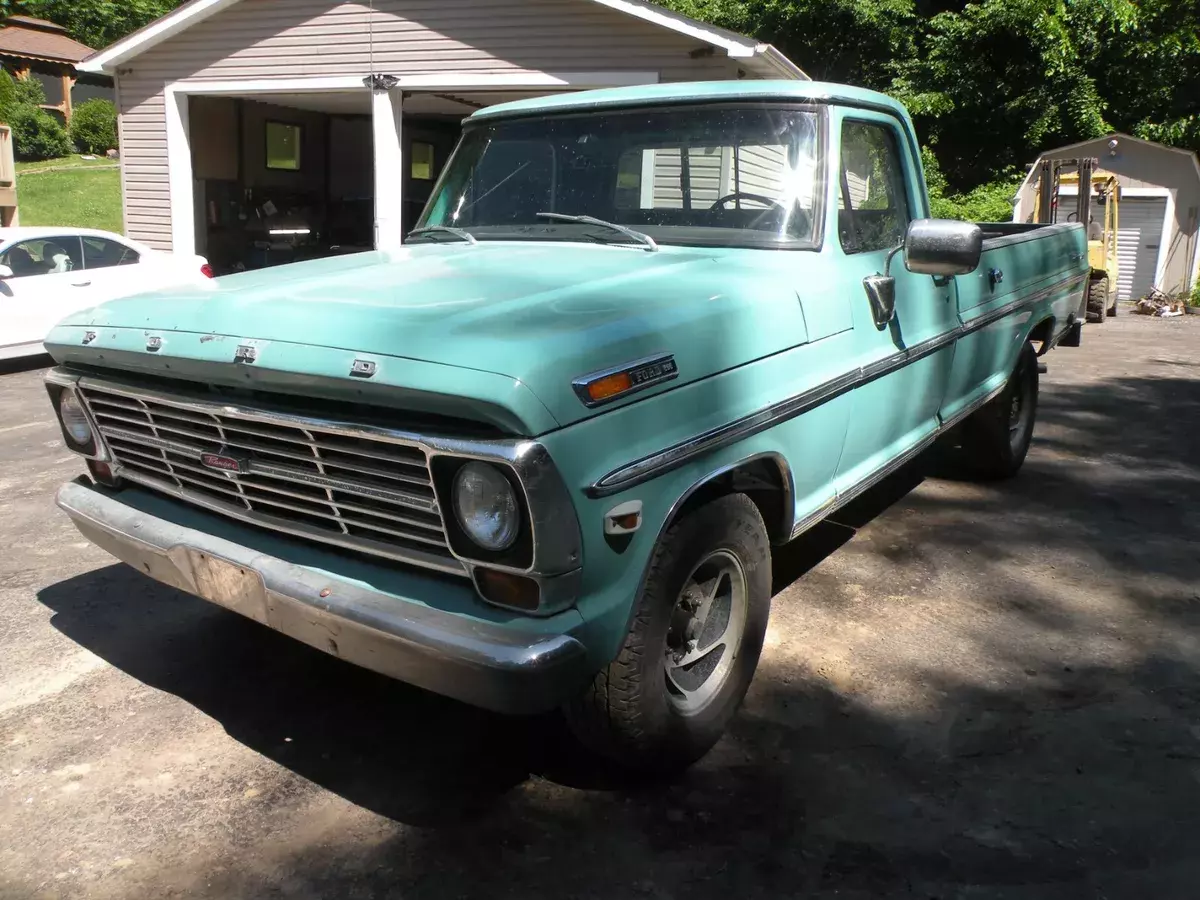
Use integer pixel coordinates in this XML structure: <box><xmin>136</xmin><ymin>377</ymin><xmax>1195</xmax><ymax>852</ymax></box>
<box><xmin>415</xmin><ymin>105</ymin><xmax>824</xmax><ymax>249</ymax></box>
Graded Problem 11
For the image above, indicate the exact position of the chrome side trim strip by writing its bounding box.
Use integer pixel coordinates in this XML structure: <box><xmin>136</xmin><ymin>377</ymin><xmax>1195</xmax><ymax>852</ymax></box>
<box><xmin>786</xmin><ymin>380</ymin><xmax>1007</xmax><ymax>542</ymax></box>
<box><xmin>590</xmin><ymin>271</ymin><xmax>1086</xmax><ymax>498</ymax></box>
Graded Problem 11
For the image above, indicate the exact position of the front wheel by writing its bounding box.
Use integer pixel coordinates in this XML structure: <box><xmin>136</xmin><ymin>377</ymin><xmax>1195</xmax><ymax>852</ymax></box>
<box><xmin>959</xmin><ymin>341</ymin><xmax>1039</xmax><ymax>480</ymax></box>
<box><xmin>564</xmin><ymin>493</ymin><xmax>771</xmax><ymax>772</ymax></box>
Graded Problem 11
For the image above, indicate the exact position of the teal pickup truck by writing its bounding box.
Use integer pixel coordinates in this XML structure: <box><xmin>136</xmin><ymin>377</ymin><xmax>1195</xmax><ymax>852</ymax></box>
<box><xmin>45</xmin><ymin>82</ymin><xmax>1089</xmax><ymax>770</ymax></box>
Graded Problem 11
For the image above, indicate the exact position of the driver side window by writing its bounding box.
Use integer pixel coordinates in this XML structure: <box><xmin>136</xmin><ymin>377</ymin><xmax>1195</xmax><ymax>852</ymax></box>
<box><xmin>838</xmin><ymin>121</ymin><xmax>910</xmax><ymax>254</ymax></box>
<box><xmin>1</xmin><ymin>237</ymin><xmax>84</xmax><ymax>277</ymax></box>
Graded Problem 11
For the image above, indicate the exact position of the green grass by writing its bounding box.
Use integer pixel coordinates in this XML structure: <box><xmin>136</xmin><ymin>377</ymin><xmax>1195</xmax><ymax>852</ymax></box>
<box><xmin>16</xmin><ymin>165</ymin><xmax>123</xmax><ymax>233</ymax></box>
<box><xmin>15</xmin><ymin>155</ymin><xmax>118</xmax><ymax>173</ymax></box>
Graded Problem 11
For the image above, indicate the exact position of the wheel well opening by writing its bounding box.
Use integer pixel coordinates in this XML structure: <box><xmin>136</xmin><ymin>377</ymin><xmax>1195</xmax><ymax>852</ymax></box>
<box><xmin>1028</xmin><ymin>315</ymin><xmax>1055</xmax><ymax>355</ymax></box>
<box><xmin>671</xmin><ymin>457</ymin><xmax>790</xmax><ymax>544</ymax></box>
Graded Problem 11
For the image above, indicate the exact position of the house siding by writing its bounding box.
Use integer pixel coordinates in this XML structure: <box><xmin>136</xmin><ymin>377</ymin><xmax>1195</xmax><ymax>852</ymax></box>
<box><xmin>116</xmin><ymin>0</ymin><xmax>759</xmax><ymax>249</ymax></box>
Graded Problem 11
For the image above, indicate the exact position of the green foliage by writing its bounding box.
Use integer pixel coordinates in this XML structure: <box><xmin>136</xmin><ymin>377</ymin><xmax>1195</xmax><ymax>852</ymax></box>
<box><xmin>0</xmin><ymin>70</ymin><xmax>17</xmax><ymax>124</ymax></box>
<box><xmin>924</xmin><ymin>145</ymin><xmax>1022</xmax><ymax>221</ymax></box>
<box><xmin>11</xmin><ymin>0</ymin><xmax>187</xmax><ymax>50</ymax></box>
<box><xmin>8</xmin><ymin>105</ymin><xmax>72</xmax><ymax>161</ymax></box>
<box><xmin>1190</xmin><ymin>278</ymin><xmax>1200</xmax><ymax>308</ymax></box>
<box><xmin>70</xmin><ymin>98</ymin><xmax>117</xmax><ymax>154</ymax></box>
<box><xmin>13</xmin><ymin>74</ymin><xmax>45</xmax><ymax>107</ymax></box>
<box><xmin>657</xmin><ymin>0</ymin><xmax>1200</xmax><ymax>193</ymax></box>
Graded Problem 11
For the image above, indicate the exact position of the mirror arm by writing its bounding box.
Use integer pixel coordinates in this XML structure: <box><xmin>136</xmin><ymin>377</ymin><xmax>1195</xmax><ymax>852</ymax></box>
<box><xmin>881</xmin><ymin>242</ymin><xmax>904</xmax><ymax>279</ymax></box>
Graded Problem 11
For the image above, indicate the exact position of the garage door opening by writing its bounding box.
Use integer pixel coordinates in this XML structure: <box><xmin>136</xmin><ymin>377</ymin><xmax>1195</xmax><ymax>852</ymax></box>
<box><xmin>189</xmin><ymin>90</ymin><xmax>464</xmax><ymax>275</ymax></box>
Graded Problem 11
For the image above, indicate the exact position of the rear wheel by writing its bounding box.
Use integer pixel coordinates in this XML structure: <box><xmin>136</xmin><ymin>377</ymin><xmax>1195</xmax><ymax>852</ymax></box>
<box><xmin>960</xmin><ymin>341</ymin><xmax>1038</xmax><ymax>480</ymax></box>
<box><xmin>565</xmin><ymin>493</ymin><xmax>771</xmax><ymax>772</ymax></box>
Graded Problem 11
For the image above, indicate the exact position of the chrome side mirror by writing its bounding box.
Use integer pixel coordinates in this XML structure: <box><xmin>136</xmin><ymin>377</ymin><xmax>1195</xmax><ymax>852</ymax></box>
<box><xmin>904</xmin><ymin>218</ymin><xmax>983</xmax><ymax>276</ymax></box>
<box><xmin>862</xmin><ymin>219</ymin><xmax>984</xmax><ymax>329</ymax></box>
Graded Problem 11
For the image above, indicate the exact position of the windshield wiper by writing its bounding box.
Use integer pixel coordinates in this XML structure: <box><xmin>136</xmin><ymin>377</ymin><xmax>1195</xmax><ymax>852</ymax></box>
<box><xmin>407</xmin><ymin>225</ymin><xmax>478</xmax><ymax>245</ymax></box>
<box><xmin>535</xmin><ymin>212</ymin><xmax>658</xmax><ymax>252</ymax></box>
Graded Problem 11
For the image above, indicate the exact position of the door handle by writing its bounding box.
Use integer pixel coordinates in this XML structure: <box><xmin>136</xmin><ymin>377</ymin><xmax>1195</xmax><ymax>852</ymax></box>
<box><xmin>70</xmin><ymin>280</ymin><xmax>92</xmax><ymax>287</ymax></box>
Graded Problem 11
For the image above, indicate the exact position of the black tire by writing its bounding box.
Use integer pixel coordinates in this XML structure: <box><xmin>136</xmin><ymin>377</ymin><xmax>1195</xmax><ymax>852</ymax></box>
<box><xmin>960</xmin><ymin>341</ymin><xmax>1039</xmax><ymax>480</ymax></box>
<box><xmin>564</xmin><ymin>493</ymin><xmax>771</xmax><ymax>772</ymax></box>
<box><xmin>1086</xmin><ymin>276</ymin><xmax>1108</xmax><ymax>324</ymax></box>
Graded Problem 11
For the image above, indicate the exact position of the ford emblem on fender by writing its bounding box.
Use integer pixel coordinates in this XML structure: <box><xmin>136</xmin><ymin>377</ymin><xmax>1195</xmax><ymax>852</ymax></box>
<box><xmin>234</xmin><ymin>344</ymin><xmax>257</xmax><ymax>363</ymax></box>
<box><xmin>82</xmin><ymin>331</ymin><xmax>97</xmax><ymax>345</ymax></box>
<box><xmin>146</xmin><ymin>336</ymin><xmax>163</xmax><ymax>352</ymax></box>
<box><xmin>200</xmin><ymin>449</ymin><xmax>249</xmax><ymax>475</ymax></box>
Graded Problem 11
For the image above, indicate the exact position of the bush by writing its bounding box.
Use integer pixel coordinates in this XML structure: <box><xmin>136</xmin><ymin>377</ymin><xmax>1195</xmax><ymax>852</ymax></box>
<box><xmin>13</xmin><ymin>75</ymin><xmax>46</xmax><ymax>107</ymax></box>
<box><xmin>0</xmin><ymin>70</ymin><xmax>17</xmax><ymax>124</ymax></box>
<box><xmin>70</xmin><ymin>98</ymin><xmax>117</xmax><ymax>154</ymax></box>
<box><xmin>9</xmin><ymin>105</ymin><xmax>72</xmax><ymax>161</ymax></box>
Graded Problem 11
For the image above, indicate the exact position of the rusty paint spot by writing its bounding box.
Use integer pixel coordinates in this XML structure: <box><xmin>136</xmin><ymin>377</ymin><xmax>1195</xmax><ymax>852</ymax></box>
<box><xmin>319</xmin><ymin>588</ymin><xmax>331</xmax><ymax>598</ymax></box>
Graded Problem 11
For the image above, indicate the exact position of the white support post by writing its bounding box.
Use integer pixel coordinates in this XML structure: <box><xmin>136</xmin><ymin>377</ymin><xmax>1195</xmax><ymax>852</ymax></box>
<box><xmin>373</xmin><ymin>86</ymin><xmax>404</xmax><ymax>252</ymax></box>
<box><xmin>164</xmin><ymin>88</ymin><xmax>195</xmax><ymax>255</ymax></box>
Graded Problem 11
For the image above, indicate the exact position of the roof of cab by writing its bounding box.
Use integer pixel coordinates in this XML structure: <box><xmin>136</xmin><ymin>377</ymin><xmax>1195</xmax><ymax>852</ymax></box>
<box><xmin>471</xmin><ymin>80</ymin><xmax>910</xmax><ymax>122</ymax></box>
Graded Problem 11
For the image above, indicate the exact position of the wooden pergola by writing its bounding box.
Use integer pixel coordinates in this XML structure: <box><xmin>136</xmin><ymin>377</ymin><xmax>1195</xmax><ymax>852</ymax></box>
<box><xmin>0</xmin><ymin>16</ymin><xmax>107</xmax><ymax>124</ymax></box>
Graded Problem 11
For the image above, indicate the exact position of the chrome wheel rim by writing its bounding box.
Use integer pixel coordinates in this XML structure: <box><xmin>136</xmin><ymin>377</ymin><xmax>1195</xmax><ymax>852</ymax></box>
<box><xmin>663</xmin><ymin>549</ymin><xmax>748</xmax><ymax>716</ymax></box>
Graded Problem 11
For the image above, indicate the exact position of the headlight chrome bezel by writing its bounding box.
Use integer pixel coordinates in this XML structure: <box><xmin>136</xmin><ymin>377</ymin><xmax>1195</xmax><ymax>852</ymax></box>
<box><xmin>44</xmin><ymin>374</ymin><xmax>108</xmax><ymax>461</ymax></box>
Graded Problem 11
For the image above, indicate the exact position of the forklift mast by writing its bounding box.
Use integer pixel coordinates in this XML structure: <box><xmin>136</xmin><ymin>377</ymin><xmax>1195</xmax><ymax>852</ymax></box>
<box><xmin>1034</xmin><ymin>157</ymin><xmax>1096</xmax><ymax>229</ymax></box>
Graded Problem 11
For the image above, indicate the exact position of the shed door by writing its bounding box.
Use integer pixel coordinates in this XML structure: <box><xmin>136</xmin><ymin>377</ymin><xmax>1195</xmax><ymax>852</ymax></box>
<box><xmin>1115</xmin><ymin>196</ymin><xmax>1167</xmax><ymax>300</ymax></box>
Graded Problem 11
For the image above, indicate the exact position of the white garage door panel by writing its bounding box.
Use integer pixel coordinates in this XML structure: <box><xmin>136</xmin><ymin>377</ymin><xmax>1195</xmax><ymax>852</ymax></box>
<box><xmin>1115</xmin><ymin>197</ymin><xmax>1167</xmax><ymax>301</ymax></box>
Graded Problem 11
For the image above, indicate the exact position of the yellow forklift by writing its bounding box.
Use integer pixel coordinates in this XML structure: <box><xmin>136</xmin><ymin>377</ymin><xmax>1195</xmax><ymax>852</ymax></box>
<box><xmin>1032</xmin><ymin>157</ymin><xmax>1121</xmax><ymax>322</ymax></box>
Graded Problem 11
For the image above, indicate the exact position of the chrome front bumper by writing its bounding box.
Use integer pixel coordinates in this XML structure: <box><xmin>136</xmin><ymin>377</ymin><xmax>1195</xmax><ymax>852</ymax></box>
<box><xmin>55</xmin><ymin>478</ymin><xmax>590</xmax><ymax>714</ymax></box>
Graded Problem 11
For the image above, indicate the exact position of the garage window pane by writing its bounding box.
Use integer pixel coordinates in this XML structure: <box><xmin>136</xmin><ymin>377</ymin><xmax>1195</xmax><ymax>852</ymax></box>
<box><xmin>411</xmin><ymin>142</ymin><xmax>435</xmax><ymax>181</ymax></box>
<box><xmin>266</xmin><ymin>122</ymin><xmax>302</xmax><ymax>171</ymax></box>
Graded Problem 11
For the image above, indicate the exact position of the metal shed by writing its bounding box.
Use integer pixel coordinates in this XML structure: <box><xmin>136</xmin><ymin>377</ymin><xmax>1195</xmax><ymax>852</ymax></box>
<box><xmin>1012</xmin><ymin>134</ymin><xmax>1200</xmax><ymax>300</ymax></box>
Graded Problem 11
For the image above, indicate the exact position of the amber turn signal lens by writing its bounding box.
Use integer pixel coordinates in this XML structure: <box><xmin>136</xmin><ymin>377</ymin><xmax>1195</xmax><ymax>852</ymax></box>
<box><xmin>586</xmin><ymin>372</ymin><xmax>633</xmax><ymax>403</ymax></box>
<box><xmin>475</xmin><ymin>568</ymin><xmax>540</xmax><ymax>611</ymax></box>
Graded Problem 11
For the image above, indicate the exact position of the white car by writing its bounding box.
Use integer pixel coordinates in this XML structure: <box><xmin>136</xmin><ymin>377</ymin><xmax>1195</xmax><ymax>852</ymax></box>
<box><xmin>0</xmin><ymin>227</ymin><xmax>212</xmax><ymax>361</ymax></box>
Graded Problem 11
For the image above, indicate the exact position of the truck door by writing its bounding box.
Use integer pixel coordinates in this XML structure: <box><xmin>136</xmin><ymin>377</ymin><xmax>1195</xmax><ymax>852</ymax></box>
<box><xmin>830</xmin><ymin>111</ymin><xmax>959</xmax><ymax>495</ymax></box>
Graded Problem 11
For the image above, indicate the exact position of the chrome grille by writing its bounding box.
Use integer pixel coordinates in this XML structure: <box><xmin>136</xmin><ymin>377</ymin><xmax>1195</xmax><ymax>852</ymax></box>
<box><xmin>79</xmin><ymin>382</ymin><xmax>465</xmax><ymax>577</ymax></box>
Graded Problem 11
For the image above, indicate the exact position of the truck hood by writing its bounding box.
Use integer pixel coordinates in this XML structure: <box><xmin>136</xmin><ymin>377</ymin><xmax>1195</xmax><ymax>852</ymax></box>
<box><xmin>49</xmin><ymin>243</ymin><xmax>809</xmax><ymax>431</ymax></box>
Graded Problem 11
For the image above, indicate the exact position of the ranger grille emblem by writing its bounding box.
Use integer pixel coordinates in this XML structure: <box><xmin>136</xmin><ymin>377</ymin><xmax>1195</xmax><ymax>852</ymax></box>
<box><xmin>200</xmin><ymin>448</ymin><xmax>249</xmax><ymax>475</ymax></box>
<box><xmin>234</xmin><ymin>344</ymin><xmax>257</xmax><ymax>363</ymax></box>
<box><xmin>350</xmin><ymin>359</ymin><xmax>377</xmax><ymax>378</ymax></box>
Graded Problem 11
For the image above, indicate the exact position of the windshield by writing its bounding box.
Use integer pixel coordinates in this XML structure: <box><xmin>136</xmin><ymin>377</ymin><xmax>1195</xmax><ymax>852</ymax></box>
<box><xmin>415</xmin><ymin>104</ymin><xmax>825</xmax><ymax>250</ymax></box>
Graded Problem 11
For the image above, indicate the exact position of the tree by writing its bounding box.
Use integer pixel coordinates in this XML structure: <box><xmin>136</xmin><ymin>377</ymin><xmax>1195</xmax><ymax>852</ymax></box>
<box><xmin>8</xmin><ymin>1</ymin><xmax>188</xmax><ymax>50</ymax></box>
<box><xmin>656</xmin><ymin>0</ymin><xmax>1200</xmax><ymax>192</ymax></box>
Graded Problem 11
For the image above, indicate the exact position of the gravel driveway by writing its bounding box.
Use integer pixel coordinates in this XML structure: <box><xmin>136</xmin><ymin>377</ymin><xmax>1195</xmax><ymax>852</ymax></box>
<box><xmin>2</xmin><ymin>312</ymin><xmax>1200</xmax><ymax>899</ymax></box>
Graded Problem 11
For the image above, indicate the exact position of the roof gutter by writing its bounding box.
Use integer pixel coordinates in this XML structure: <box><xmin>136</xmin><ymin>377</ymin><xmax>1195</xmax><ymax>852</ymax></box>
<box><xmin>756</xmin><ymin>44</ymin><xmax>808</xmax><ymax>80</ymax></box>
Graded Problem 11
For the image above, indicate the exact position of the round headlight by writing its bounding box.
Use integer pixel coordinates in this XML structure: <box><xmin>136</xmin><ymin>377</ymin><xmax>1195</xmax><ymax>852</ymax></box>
<box><xmin>59</xmin><ymin>390</ymin><xmax>93</xmax><ymax>446</ymax></box>
<box><xmin>453</xmin><ymin>462</ymin><xmax>520</xmax><ymax>551</ymax></box>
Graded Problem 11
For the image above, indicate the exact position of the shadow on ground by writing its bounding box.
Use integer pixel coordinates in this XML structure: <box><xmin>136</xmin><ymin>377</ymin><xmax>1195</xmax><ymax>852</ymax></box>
<box><xmin>35</xmin><ymin>374</ymin><xmax>1200</xmax><ymax>897</ymax></box>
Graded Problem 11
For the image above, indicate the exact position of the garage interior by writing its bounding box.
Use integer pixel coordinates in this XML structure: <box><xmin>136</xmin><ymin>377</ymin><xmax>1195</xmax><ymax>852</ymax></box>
<box><xmin>188</xmin><ymin>89</ymin><xmax>552</xmax><ymax>275</ymax></box>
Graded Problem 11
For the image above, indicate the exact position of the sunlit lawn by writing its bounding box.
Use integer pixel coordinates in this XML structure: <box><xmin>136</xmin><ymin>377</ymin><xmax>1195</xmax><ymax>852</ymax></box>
<box><xmin>14</xmin><ymin>165</ymin><xmax>123</xmax><ymax>233</ymax></box>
